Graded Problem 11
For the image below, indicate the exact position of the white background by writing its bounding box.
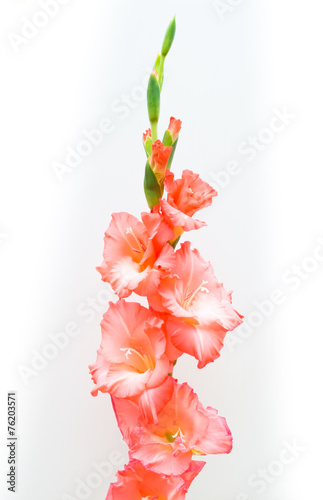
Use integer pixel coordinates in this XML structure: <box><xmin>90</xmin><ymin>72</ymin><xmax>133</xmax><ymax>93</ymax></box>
<box><xmin>1</xmin><ymin>1</ymin><xmax>323</xmax><ymax>499</ymax></box>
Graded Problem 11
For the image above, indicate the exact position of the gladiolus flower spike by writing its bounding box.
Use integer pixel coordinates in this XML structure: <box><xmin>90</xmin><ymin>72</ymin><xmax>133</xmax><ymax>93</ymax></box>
<box><xmin>90</xmin><ymin>17</ymin><xmax>243</xmax><ymax>500</ymax></box>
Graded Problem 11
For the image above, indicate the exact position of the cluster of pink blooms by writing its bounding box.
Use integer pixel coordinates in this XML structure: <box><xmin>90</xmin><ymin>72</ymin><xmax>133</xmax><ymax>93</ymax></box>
<box><xmin>90</xmin><ymin>17</ymin><xmax>242</xmax><ymax>499</ymax></box>
<box><xmin>90</xmin><ymin>114</ymin><xmax>242</xmax><ymax>498</ymax></box>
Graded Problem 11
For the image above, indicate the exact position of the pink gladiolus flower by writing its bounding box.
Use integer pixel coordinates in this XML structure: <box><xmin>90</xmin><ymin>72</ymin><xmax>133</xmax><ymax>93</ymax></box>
<box><xmin>149</xmin><ymin>140</ymin><xmax>173</xmax><ymax>185</ymax></box>
<box><xmin>89</xmin><ymin>301</ymin><xmax>173</xmax><ymax>420</ymax></box>
<box><xmin>112</xmin><ymin>380</ymin><xmax>232</xmax><ymax>475</ymax></box>
<box><xmin>97</xmin><ymin>212</ymin><xmax>175</xmax><ymax>298</ymax></box>
<box><xmin>91</xmin><ymin>21</ymin><xmax>243</xmax><ymax>500</ymax></box>
<box><xmin>160</xmin><ymin>169</ymin><xmax>217</xmax><ymax>231</ymax></box>
<box><xmin>106</xmin><ymin>459</ymin><xmax>205</xmax><ymax>500</ymax></box>
<box><xmin>148</xmin><ymin>241</ymin><xmax>243</xmax><ymax>368</ymax></box>
<box><xmin>168</xmin><ymin>117</ymin><xmax>182</xmax><ymax>142</ymax></box>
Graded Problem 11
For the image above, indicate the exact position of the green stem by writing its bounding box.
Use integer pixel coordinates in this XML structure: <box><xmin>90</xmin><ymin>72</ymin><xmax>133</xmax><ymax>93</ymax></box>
<box><xmin>151</xmin><ymin>121</ymin><xmax>158</xmax><ymax>142</ymax></box>
<box><xmin>159</xmin><ymin>55</ymin><xmax>166</xmax><ymax>90</ymax></box>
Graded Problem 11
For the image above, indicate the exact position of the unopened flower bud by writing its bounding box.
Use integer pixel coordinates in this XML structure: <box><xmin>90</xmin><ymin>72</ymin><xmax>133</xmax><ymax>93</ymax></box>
<box><xmin>147</xmin><ymin>72</ymin><xmax>160</xmax><ymax>127</ymax></box>
<box><xmin>144</xmin><ymin>160</ymin><xmax>162</xmax><ymax>209</ymax></box>
<box><xmin>149</xmin><ymin>140</ymin><xmax>173</xmax><ymax>185</ymax></box>
<box><xmin>163</xmin><ymin>117</ymin><xmax>182</xmax><ymax>146</ymax></box>
<box><xmin>154</xmin><ymin>54</ymin><xmax>161</xmax><ymax>75</ymax></box>
<box><xmin>162</xmin><ymin>117</ymin><xmax>182</xmax><ymax>169</ymax></box>
<box><xmin>168</xmin><ymin>117</ymin><xmax>182</xmax><ymax>142</ymax></box>
<box><xmin>143</xmin><ymin>129</ymin><xmax>152</xmax><ymax>156</ymax></box>
<box><xmin>161</xmin><ymin>17</ymin><xmax>176</xmax><ymax>57</ymax></box>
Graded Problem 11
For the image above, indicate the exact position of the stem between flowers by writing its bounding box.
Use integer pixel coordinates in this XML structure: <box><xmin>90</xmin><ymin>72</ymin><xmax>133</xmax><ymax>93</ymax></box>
<box><xmin>159</xmin><ymin>54</ymin><xmax>166</xmax><ymax>90</ymax></box>
<box><xmin>151</xmin><ymin>121</ymin><xmax>158</xmax><ymax>142</ymax></box>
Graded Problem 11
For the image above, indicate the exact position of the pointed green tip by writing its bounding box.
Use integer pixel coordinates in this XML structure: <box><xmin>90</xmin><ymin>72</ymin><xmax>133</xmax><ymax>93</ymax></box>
<box><xmin>161</xmin><ymin>16</ymin><xmax>176</xmax><ymax>57</ymax></box>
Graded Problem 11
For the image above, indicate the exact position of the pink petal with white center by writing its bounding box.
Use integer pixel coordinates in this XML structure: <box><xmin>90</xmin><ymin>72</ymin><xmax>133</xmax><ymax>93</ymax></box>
<box><xmin>120</xmin><ymin>380</ymin><xmax>232</xmax><ymax>474</ymax></box>
<box><xmin>148</xmin><ymin>242</ymin><xmax>242</xmax><ymax>366</ymax></box>
<box><xmin>190</xmin><ymin>288</ymin><xmax>242</xmax><ymax>329</ymax></box>
<box><xmin>99</xmin><ymin>212</ymin><xmax>150</xmax><ymax>297</ymax></box>
<box><xmin>107</xmin><ymin>256</ymin><xmax>151</xmax><ymax>298</ymax></box>
<box><xmin>89</xmin><ymin>301</ymin><xmax>170</xmax><ymax>399</ymax></box>
<box><xmin>104</xmin><ymin>363</ymin><xmax>152</xmax><ymax>398</ymax></box>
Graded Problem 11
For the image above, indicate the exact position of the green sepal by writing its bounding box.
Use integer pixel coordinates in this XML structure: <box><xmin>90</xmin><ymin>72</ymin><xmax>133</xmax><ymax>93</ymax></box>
<box><xmin>147</xmin><ymin>73</ymin><xmax>160</xmax><ymax>124</ymax></box>
<box><xmin>162</xmin><ymin>129</ymin><xmax>173</xmax><ymax>147</ymax></box>
<box><xmin>161</xmin><ymin>17</ymin><xmax>176</xmax><ymax>57</ymax></box>
<box><xmin>166</xmin><ymin>137</ymin><xmax>178</xmax><ymax>170</ymax></box>
<box><xmin>169</xmin><ymin>234</ymin><xmax>181</xmax><ymax>249</ymax></box>
<box><xmin>143</xmin><ymin>136</ymin><xmax>152</xmax><ymax>157</ymax></box>
<box><xmin>144</xmin><ymin>160</ymin><xmax>162</xmax><ymax>209</ymax></box>
<box><xmin>154</xmin><ymin>54</ymin><xmax>161</xmax><ymax>75</ymax></box>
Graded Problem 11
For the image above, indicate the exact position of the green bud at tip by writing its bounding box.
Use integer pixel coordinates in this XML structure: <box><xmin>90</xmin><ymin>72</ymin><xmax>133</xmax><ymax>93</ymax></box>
<box><xmin>147</xmin><ymin>72</ymin><xmax>160</xmax><ymax>125</ymax></box>
<box><xmin>161</xmin><ymin>16</ymin><xmax>176</xmax><ymax>57</ymax></box>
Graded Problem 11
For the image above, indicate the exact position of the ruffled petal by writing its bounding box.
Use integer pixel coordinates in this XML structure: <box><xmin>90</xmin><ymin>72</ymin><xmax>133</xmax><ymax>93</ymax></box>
<box><xmin>131</xmin><ymin>443</ymin><xmax>192</xmax><ymax>475</ymax></box>
<box><xmin>194</xmin><ymin>406</ymin><xmax>233</xmax><ymax>455</ymax></box>
<box><xmin>166</xmin><ymin>317</ymin><xmax>227</xmax><ymax>369</ymax></box>
<box><xmin>161</xmin><ymin>199</ymin><xmax>207</xmax><ymax>231</ymax></box>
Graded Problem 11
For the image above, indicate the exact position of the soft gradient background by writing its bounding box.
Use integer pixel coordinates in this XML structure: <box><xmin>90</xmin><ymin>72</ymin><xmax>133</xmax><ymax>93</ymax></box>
<box><xmin>1</xmin><ymin>1</ymin><xmax>322</xmax><ymax>499</ymax></box>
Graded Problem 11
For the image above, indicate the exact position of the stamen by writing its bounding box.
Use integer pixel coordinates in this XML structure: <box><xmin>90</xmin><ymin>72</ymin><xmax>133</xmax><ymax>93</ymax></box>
<box><xmin>126</xmin><ymin>227</ymin><xmax>147</xmax><ymax>255</ymax></box>
<box><xmin>183</xmin><ymin>280</ymin><xmax>209</xmax><ymax>308</ymax></box>
<box><xmin>120</xmin><ymin>347</ymin><xmax>155</xmax><ymax>371</ymax></box>
<box><xmin>172</xmin><ymin>427</ymin><xmax>186</xmax><ymax>442</ymax></box>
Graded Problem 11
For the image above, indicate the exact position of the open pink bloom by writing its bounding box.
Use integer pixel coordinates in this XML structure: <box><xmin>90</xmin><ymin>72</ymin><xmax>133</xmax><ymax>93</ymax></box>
<box><xmin>89</xmin><ymin>301</ymin><xmax>173</xmax><ymax>420</ymax></box>
<box><xmin>160</xmin><ymin>169</ymin><xmax>217</xmax><ymax>231</ymax></box>
<box><xmin>113</xmin><ymin>380</ymin><xmax>232</xmax><ymax>475</ymax></box>
<box><xmin>106</xmin><ymin>459</ymin><xmax>205</xmax><ymax>500</ymax></box>
<box><xmin>149</xmin><ymin>140</ymin><xmax>173</xmax><ymax>185</ymax></box>
<box><xmin>167</xmin><ymin>117</ymin><xmax>182</xmax><ymax>142</ymax></box>
<box><xmin>148</xmin><ymin>241</ymin><xmax>243</xmax><ymax>368</ymax></box>
<box><xmin>97</xmin><ymin>212</ymin><xmax>175</xmax><ymax>298</ymax></box>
